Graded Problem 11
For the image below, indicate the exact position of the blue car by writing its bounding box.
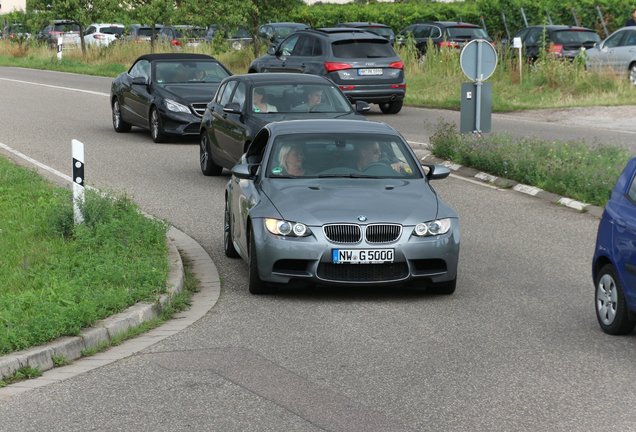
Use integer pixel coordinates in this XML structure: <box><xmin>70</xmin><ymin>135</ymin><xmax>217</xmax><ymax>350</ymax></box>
<box><xmin>593</xmin><ymin>157</ymin><xmax>636</xmax><ymax>334</ymax></box>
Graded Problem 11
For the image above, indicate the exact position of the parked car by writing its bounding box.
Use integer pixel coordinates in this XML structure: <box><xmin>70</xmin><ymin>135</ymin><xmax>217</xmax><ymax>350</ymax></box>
<box><xmin>224</xmin><ymin>119</ymin><xmax>460</xmax><ymax>295</ymax></box>
<box><xmin>1</xmin><ymin>23</ymin><xmax>31</xmax><ymax>40</ymax></box>
<box><xmin>36</xmin><ymin>20</ymin><xmax>80</xmax><ymax>48</ymax></box>
<box><xmin>110</xmin><ymin>53</ymin><xmax>232</xmax><ymax>143</ymax></box>
<box><xmin>158</xmin><ymin>25</ymin><xmax>207</xmax><ymax>47</ymax></box>
<box><xmin>585</xmin><ymin>26</ymin><xmax>636</xmax><ymax>85</ymax></box>
<box><xmin>512</xmin><ymin>25</ymin><xmax>600</xmax><ymax>61</ymax></box>
<box><xmin>123</xmin><ymin>24</ymin><xmax>163</xmax><ymax>43</ymax></box>
<box><xmin>205</xmin><ymin>25</ymin><xmax>253</xmax><ymax>50</ymax></box>
<box><xmin>396</xmin><ymin>21</ymin><xmax>490</xmax><ymax>55</ymax></box>
<box><xmin>335</xmin><ymin>22</ymin><xmax>395</xmax><ymax>45</ymax></box>
<box><xmin>199</xmin><ymin>73</ymin><xmax>370</xmax><ymax>176</ymax></box>
<box><xmin>258</xmin><ymin>22</ymin><xmax>309</xmax><ymax>46</ymax></box>
<box><xmin>248</xmin><ymin>28</ymin><xmax>405</xmax><ymax>114</ymax></box>
<box><xmin>593</xmin><ymin>157</ymin><xmax>636</xmax><ymax>335</ymax></box>
<box><xmin>83</xmin><ymin>23</ymin><xmax>124</xmax><ymax>47</ymax></box>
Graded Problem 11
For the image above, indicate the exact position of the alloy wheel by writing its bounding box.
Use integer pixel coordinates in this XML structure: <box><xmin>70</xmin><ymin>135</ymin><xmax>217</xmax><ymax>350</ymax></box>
<box><xmin>596</xmin><ymin>273</ymin><xmax>618</xmax><ymax>325</ymax></box>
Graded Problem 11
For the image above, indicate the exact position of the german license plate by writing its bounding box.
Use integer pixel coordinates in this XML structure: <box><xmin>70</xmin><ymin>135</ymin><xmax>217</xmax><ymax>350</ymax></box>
<box><xmin>358</xmin><ymin>68</ymin><xmax>383</xmax><ymax>76</ymax></box>
<box><xmin>332</xmin><ymin>248</ymin><xmax>394</xmax><ymax>264</ymax></box>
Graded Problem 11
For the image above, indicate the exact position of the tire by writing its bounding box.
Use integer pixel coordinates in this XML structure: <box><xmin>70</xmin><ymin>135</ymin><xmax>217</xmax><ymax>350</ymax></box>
<box><xmin>595</xmin><ymin>264</ymin><xmax>635</xmax><ymax>335</ymax></box>
<box><xmin>149</xmin><ymin>107</ymin><xmax>166</xmax><ymax>143</ymax></box>
<box><xmin>248</xmin><ymin>228</ymin><xmax>271</xmax><ymax>295</ymax></box>
<box><xmin>224</xmin><ymin>199</ymin><xmax>239</xmax><ymax>258</ymax></box>
<box><xmin>379</xmin><ymin>100</ymin><xmax>403</xmax><ymax>114</ymax></box>
<box><xmin>200</xmin><ymin>133</ymin><xmax>223</xmax><ymax>176</ymax></box>
<box><xmin>112</xmin><ymin>98</ymin><xmax>132</xmax><ymax>132</ymax></box>
<box><xmin>428</xmin><ymin>278</ymin><xmax>456</xmax><ymax>295</ymax></box>
<box><xmin>629</xmin><ymin>63</ymin><xmax>636</xmax><ymax>86</ymax></box>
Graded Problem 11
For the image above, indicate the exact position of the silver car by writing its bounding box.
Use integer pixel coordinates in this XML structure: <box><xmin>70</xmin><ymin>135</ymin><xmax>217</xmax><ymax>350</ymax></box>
<box><xmin>586</xmin><ymin>26</ymin><xmax>636</xmax><ymax>85</ymax></box>
<box><xmin>224</xmin><ymin>119</ymin><xmax>460</xmax><ymax>295</ymax></box>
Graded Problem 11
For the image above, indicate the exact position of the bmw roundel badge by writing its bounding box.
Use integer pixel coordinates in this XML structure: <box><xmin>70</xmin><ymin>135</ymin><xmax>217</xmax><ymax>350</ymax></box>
<box><xmin>357</xmin><ymin>215</ymin><xmax>367</xmax><ymax>222</ymax></box>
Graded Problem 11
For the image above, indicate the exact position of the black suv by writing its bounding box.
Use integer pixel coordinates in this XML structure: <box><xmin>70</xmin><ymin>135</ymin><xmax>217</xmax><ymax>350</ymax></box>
<box><xmin>397</xmin><ymin>21</ymin><xmax>490</xmax><ymax>56</ymax></box>
<box><xmin>248</xmin><ymin>27</ymin><xmax>405</xmax><ymax>114</ymax></box>
<box><xmin>512</xmin><ymin>25</ymin><xmax>600</xmax><ymax>61</ymax></box>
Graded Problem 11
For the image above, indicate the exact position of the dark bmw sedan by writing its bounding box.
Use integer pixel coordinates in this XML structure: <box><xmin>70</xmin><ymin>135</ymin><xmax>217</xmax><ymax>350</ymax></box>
<box><xmin>199</xmin><ymin>73</ymin><xmax>370</xmax><ymax>176</ymax></box>
<box><xmin>111</xmin><ymin>53</ymin><xmax>232</xmax><ymax>143</ymax></box>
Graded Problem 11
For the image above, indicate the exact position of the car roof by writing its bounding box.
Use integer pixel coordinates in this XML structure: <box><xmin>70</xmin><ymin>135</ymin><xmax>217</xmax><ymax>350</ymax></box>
<box><xmin>265</xmin><ymin>22</ymin><xmax>309</xmax><ymax>28</ymax></box>
<box><xmin>226</xmin><ymin>73</ymin><xmax>332</xmax><ymax>84</ymax></box>
<box><xmin>267</xmin><ymin>119</ymin><xmax>397</xmax><ymax>136</ymax></box>
<box><xmin>526</xmin><ymin>25</ymin><xmax>595</xmax><ymax>31</ymax></box>
<box><xmin>307</xmin><ymin>28</ymin><xmax>389</xmax><ymax>41</ymax></box>
<box><xmin>338</xmin><ymin>22</ymin><xmax>391</xmax><ymax>28</ymax></box>
<box><xmin>413</xmin><ymin>21</ymin><xmax>482</xmax><ymax>28</ymax></box>
<box><xmin>134</xmin><ymin>53</ymin><xmax>216</xmax><ymax>62</ymax></box>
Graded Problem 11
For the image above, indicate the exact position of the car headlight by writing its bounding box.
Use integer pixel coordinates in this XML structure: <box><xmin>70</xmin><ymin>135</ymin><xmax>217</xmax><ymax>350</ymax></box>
<box><xmin>413</xmin><ymin>218</ymin><xmax>452</xmax><ymax>237</ymax></box>
<box><xmin>264</xmin><ymin>218</ymin><xmax>311</xmax><ymax>237</ymax></box>
<box><xmin>165</xmin><ymin>98</ymin><xmax>191</xmax><ymax>114</ymax></box>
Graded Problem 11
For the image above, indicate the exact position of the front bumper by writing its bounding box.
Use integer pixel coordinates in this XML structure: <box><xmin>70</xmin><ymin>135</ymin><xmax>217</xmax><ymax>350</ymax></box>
<box><xmin>158</xmin><ymin>108</ymin><xmax>202</xmax><ymax>136</ymax></box>
<box><xmin>252</xmin><ymin>219</ymin><xmax>459</xmax><ymax>288</ymax></box>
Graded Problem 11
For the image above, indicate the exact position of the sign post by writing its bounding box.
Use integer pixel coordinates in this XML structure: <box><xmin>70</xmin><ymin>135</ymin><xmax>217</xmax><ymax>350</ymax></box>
<box><xmin>57</xmin><ymin>37</ymin><xmax>63</xmax><ymax>61</ymax></box>
<box><xmin>72</xmin><ymin>139</ymin><xmax>85</xmax><ymax>224</ymax></box>
<box><xmin>459</xmin><ymin>39</ymin><xmax>498</xmax><ymax>134</ymax></box>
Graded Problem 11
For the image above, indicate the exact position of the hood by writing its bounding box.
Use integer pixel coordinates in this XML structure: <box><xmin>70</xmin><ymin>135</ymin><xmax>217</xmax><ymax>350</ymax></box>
<box><xmin>260</xmin><ymin>178</ymin><xmax>440</xmax><ymax>225</ymax></box>
<box><xmin>159</xmin><ymin>83</ymin><xmax>220</xmax><ymax>103</ymax></box>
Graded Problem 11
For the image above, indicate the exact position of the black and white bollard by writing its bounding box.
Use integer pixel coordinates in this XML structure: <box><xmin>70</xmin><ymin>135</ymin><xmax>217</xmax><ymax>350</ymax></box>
<box><xmin>57</xmin><ymin>37</ymin><xmax>63</xmax><ymax>61</ymax></box>
<box><xmin>72</xmin><ymin>139</ymin><xmax>85</xmax><ymax>224</ymax></box>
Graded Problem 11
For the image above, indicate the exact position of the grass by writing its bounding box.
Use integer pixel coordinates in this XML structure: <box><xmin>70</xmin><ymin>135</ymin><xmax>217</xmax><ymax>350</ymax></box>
<box><xmin>0</xmin><ymin>157</ymin><xmax>169</xmax><ymax>355</ymax></box>
<box><xmin>430</xmin><ymin>122</ymin><xmax>632</xmax><ymax>207</ymax></box>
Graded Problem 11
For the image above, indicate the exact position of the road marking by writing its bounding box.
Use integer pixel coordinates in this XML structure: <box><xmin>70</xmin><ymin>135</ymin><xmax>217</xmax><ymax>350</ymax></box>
<box><xmin>0</xmin><ymin>141</ymin><xmax>72</xmax><ymax>182</ymax></box>
<box><xmin>0</xmin><ymin>77</ymin><xmax>109</xmax><ymax>97</ymax></box>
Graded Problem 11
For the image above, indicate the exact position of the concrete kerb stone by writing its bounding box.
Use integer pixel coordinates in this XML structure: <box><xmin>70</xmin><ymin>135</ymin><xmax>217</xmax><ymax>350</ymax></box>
<box><xmin>0</xmin><ymin>231</ymin><xmax>185</xmax><ymax>381</ymax></box>
<box><xmin>413</xmin><ymin>144</ymin><xmax>604</xmax><ymax>219</ymax></box>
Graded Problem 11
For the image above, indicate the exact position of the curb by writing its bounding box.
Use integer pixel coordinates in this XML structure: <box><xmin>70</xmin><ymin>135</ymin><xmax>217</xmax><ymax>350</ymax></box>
<box><xmin>408</xmin><ymin>142</ymin><xmax>604</xmax><ymax>219</ymax></box>
<box><xmin>0</xmin><ymin>226</ymin><xmax>221</xmax><ymax>396</ymax></box>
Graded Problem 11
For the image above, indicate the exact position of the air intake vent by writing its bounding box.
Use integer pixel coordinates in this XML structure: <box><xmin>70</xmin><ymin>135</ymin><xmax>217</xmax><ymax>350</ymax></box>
<box><xmin>323</xmin><ymin>224</ymin><xmax>362</xmax><ymax>243</ymax></box>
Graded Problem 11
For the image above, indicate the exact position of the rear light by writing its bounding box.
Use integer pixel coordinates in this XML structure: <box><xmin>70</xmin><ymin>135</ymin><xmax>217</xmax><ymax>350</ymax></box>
<box><xmin>390</xmin><ymin>84</ymin><xmax>406</xmax><ymax>89</ymax></box>
<box><xmin>547</xmin><ymin>43</ymin><xmax>563</xmax><ymax>55</ymax></box>
<box><xmin>324</xmin><ymin>62</ymin><xmax>352</xmax><ymax>72</ymax></box>
<box><xmin>439</xmin><ymin>41</ymin><xmax>460</xmax><ymax>49</ymax></box>
<box><xmin>339</xmin><ymin>85</ymin><xmax>356</xmax><ymax>90</ymax></box>
<box><xmin>388</xmin><ymin>61</ymin><xmax>404</xmax><ymax>69</ymax></box>
<box><xmin>171</xmin><ymin>39</ymin><xmax>181</xmax><ymax>46</ymax></box>
<box><xmin>93</xmin><ymin>34</ymin><xmax>106</xmax><ymax>40</ymax></box>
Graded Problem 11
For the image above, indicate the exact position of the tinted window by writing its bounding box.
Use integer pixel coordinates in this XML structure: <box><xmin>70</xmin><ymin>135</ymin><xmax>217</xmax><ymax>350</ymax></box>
<box><xmin>625</xmin><ymin>30</ymin><xmax>636</xmax><ymax>46</ymax></box>
<box><xmin>628</xmin><ymin>174</ymin><xmax>636</xmax><ymax>202</ymax></box>
<box><xmin>231</xmin><ymin>82</ymin><xmax>246</xmax><ymax>110</ymax></box>
<box><xmin>154</xmin><ymin>61</ymin><xmax>230</xmax><ymax>84</ymax></box>
<box><xmin>294</xmin><ymin>35</ymin><xmax>321</xmax><ymax>56</ymax></box>
<box><xmin>279</xmin><ymin>34</ymin><xmax>299</xmax><ymax>56</ymax></box>
<box><xmin>129</xmin><ymin>59</ymin><xmax>150</xmax><ymax>79</ymax></box>
<box><xmin>331</xmin><ymin>40</ymin><xmax>396</xmax><ymax>58</ymax></box>
<box><xmin>54</xmin><ymin>23</ymin><xmax>79</xmax><ymax>32</ymax></box>
<box><xmin>361</xmin><ymin>26</ymin><xmax>394</xmax><ymax>39</ymax></box>
<box><xmin>553</xmin><ymin>30</ymin><xmax>600</xmax><ymax>44</ymax></box>
<box><xmin>220</xmin><ymin>81</ymin><xmax>237</xmax><ymax>105</ymax></box>
<box><xmin>413</xmin><ymin>26</ymin><xmax>431</xmax><ymax>38</ymax></box>
<box><xmin>102</xmin><ymin>27</ymin><xmax>124</xmax><ymax>36</ymax></box>
<box><xmin>446</xmin><ymin>26</ymin><xmax>488</xmax><ymax>40</ymax></box>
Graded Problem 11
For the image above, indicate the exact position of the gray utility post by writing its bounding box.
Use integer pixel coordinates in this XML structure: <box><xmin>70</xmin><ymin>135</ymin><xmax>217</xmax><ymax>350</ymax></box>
<box><xmin>459</xmin><ymin>39</ymin><xmax>498</xmax><ymax>134</ymax></box>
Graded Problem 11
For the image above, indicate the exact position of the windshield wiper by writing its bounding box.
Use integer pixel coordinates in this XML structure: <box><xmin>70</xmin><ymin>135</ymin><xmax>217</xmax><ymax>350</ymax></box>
<box><xmin>318</xmin><ymin>173</ymin><xmax>380</xmax><ymax>179</ymax></box>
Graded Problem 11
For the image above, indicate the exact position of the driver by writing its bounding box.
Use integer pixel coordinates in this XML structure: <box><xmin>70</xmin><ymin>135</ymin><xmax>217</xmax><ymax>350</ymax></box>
<box><xmin>355</xmin><ymin>141</ymin><xmax>411</xmax><ymax>174</ymax></box>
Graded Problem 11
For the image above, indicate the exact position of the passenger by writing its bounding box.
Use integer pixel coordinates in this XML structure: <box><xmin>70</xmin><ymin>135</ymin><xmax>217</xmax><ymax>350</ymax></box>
<box><xmin>252</xmin><ymin>87</ymin><xmax>278</xmax><ymax>113</ymax></box>
<box><xmin>277</xmin><ymin>143</ymin><xmax>305</xmax><ymax>176</ymax></box>
<box><xmin>292</xmin><ymin>88</ymin><xmax>324</xmax><ymax>111</ymax></box>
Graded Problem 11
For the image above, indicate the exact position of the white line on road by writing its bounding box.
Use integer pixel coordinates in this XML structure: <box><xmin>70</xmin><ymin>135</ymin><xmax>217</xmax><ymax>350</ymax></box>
<box><xmin>0</xmin><ymin>77</ymin><xmax>109</xmax><ymax>97</ymax></box>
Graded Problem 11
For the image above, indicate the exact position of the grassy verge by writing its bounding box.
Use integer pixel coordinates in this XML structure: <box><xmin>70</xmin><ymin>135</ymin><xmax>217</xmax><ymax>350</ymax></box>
<box><xmin>430</xmin><ymin>122</ymin><xmax>632</xmax><ymax>207</ymax></box>
<box><xmin>1</xmin><ymin>39</ymin><xmax>635</xmax><ymax>111</ymax></box>
<box><xmin>0</xmin><ymin>157</ymin><xmax>169</xmax><ymax>355</ymax></box>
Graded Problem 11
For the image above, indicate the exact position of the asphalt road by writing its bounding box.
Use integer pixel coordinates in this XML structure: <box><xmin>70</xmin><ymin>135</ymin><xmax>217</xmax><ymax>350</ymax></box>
<box><xmin>1</xmin><ymin>67</ymin><xmax>636</xmax><ymax>432</ymax></box>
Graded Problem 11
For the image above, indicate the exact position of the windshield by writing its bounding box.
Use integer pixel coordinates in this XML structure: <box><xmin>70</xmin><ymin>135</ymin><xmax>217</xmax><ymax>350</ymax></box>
<box><xmin>447</xmin><ymin>26</ymin><xmax>489</xmax><ymax>40</ymax></box>
<box><xmin>102</xmin><ymin>27</ymin><xmax>124</xmax><ymax>36</ymax></box>
<box><xmin>553</xmin><ymin>30</ymin><xmax>601</xmax><ymax>44</ymax></box>
<box><xmin>251</xmin><ymin>84</ymin><xmax>353</xmax><ymax>114</ymax></box>
<box><xmin>267</xmin><ymin>133</ymin><xmax>421</xmax><ymax>179</ymax></box>
<box><xmin>154</xmin><ymin>61</ymin><xmax>230</xmax><ymax>84</ymax></box>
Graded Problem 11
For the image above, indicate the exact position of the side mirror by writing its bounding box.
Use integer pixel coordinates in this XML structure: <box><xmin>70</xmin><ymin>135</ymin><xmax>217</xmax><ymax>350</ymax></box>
<box><xmin>355</xmin><ymin>100</ymin><xmax>371</xmax><ymax>113</ymax></box>
<box><xmin>131</xmin><ymin>76</ymin><xmax>148</xmax><ymax>86</ymax></box>
<box><xmin>223</xmin><ymin>102</ymin><xmax>242</xmax><ymax>114</ymax></box>
<box><xmin>422</xmin><ymin>164</ymin><xmax>450</xmax><ymax>180</ymax></box>
<box><xmin>266</xmin><ymin>45</ymin><xmax>276</xmax><ymax>55</ymax></box>
<box><xmin>231</xmin><ymin>163</ymin><xmax>254</xmax><ymax>180</ymax></box>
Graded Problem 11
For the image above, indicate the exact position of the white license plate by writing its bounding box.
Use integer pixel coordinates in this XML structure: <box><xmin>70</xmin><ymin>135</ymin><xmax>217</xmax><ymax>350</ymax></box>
<box><xmin>358</xmin><ymin>68</ymin><xmax>383</xmax><ymax>76</ymax></box>
<box><xmin>332</xmin><ymin>248</ymin><xmax>394</xmax><ymax>264</ymax></box>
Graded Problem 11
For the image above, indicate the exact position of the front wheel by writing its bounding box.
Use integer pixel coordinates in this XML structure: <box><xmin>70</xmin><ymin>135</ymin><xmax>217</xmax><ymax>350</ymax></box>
<box><xmin>200</xmin><ymin>133</ymin><xmax>223</xmax><ymax>176</ymax></box>
<box><xmin>595</xmin><ymin>264</ymin><xmax>635</xmax><ymax>335</ymax></box>
<box><xmin>112</xmin><ymin>98</ymin><xmax>132</xmax><ymax>132</ymax></box>
<box><xmin>149</xmin><ymin>107</ymin><xmax>166</xmax><ymax>143</ymax></box>
<box><xmin>379</xmin><ymin>100</ymin><xmax>403</xmax><ymax>114</ymax></box>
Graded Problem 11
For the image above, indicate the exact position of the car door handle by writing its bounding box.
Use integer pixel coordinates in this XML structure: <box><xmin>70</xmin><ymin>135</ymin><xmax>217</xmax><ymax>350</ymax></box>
<box><xmin>299</xmin><ymin>63</ymin><xmax>306</xmax><ymax>71</ymax></box>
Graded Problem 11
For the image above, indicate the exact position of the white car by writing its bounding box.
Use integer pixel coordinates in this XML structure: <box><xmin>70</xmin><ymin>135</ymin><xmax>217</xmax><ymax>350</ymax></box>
<box><xmin>83</xmin><ymin>23</ymin><xmax>124</xmax><ymax>47</ymax></box>
<box><xmin>586</xmin><ymin>26</ymin><xmax>636</xmax><ymax>85</ymax></box>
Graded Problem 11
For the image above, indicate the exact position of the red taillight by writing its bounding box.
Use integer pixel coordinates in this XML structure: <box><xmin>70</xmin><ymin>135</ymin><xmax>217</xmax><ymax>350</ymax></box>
<box><xmin>339</xmin><ymin>85</ymin><xmax>356</xmax><ymax>90</ymax></box>
<box><xmin>388</xmin><ymin>61</ymin><xmax>404</xmax><ymax>69</ymax></box>
<box><xmin>171</xmin><ymin>39</ymin><xmax>181</xmax><ymax>46</ymax></box>
<box><xmin>324</xmin><ymin>62</ymin><xmax>352</xmax><ymax>72</ymax></box>
<box><xmin>547</xmin><ymin>43</ymin><xmax>563</xmax><ymax>54</ymax></box>
<box><xmin>439</xmin><ymin>41</ymin><xmax>460</xmax><ymax>49</ymax></box>
<box><xmin>390</xmin><ymin>84</ymin><xmax>406</xmax><ymax>89</ymax></box>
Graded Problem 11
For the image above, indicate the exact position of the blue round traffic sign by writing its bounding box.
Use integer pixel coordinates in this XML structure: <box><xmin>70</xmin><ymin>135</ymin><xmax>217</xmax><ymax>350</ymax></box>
<box><xmin>460</xmin><ymin>39</ymin><xmax>498</xmax><ymax>81</ymax></box>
